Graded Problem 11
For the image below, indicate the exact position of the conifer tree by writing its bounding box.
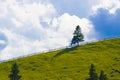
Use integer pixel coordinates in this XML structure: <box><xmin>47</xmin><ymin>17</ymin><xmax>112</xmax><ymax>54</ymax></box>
<box><xmin>9</xmin><ymin>63</ymin><xmax>21</xmax><ymax>80</ymax></box>
<box><xmin>99</xmin><ymin>70</ymin><xmax>108</xmax><ymax>80</ymax></box>
<box><xmin>87</xmin><ymin>64</ymin><xmax>98</xmax><ymax>80</ymax></box>
<box><xmin>71</xmin><ymin>25</ymin><xmax>84</xmax><ymax>46</ymax></box>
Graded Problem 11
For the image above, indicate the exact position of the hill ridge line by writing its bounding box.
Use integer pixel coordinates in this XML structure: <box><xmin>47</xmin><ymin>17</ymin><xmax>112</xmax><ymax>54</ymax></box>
<box><xmin>0</xmin><ymin>36</ymin><xmax>119</xmax><ymax>63</ymax></box>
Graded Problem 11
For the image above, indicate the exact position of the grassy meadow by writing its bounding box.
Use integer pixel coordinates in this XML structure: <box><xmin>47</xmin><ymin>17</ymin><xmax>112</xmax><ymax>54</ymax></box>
<box><xmin>0</xmin><ymin>38</ymin><xmax>120</xmax><ymax>80</ymax></box>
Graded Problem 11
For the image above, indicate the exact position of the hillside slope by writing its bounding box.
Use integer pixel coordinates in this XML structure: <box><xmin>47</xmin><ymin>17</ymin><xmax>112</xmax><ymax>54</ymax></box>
<box><xmin>0</xmin><ymin>38</ymin><xmax>120</xmax><ymax>80</ymax></box>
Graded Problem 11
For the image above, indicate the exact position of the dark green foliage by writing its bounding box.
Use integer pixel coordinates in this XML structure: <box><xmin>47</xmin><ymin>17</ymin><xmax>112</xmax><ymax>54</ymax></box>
<box><xmin>99</xmin><ymin>70</ymin><xmax>108</xmax><ymax>80</ymax></box>
<box><xmin>87</xmin><ymin>65</ymin><xmax>108</xmax><ymax>80</ymax></box>
<box><xmin>71</xmin><ymin>25</ymin><xmax>84</xmax><ymax>46</ymax></box>
<box><xmin>87</xmin><ymin>64</ymin><xmax>98</xmax><ymax>80</ymax></box>
<box><xmin>9</xmin><ymin>63</ymin><xmax>21</xmax><ymax>80</ymax></box>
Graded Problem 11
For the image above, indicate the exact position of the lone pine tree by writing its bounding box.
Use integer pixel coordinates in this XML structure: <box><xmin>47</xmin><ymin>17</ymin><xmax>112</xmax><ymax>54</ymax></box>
<box><xmin>71</xmin><ymin>25</ymin><xmax>84</xmax><ymax>46</ymax></box>
<box><xmin>87</xmin><ymin>64</ymin><xmax>98</xmax><ymax>80</ymax></box>
<box><xmin>9</xmin><ymin>63</ymin><xmax>21</xmax><ymax>80</ymax></box>
<box><xmin>99</xmin><ymin>70</ymin><xmax>108</xmax><ymax>80</ymax></box>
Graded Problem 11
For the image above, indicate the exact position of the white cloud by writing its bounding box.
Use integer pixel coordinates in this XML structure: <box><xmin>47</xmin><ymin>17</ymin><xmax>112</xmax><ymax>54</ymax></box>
<box><xmin>0</xmin><ymin>28</ymin><xmax>47</xmax><ymax>60</ymax></box>
<box><xmin>54</xmin><ymin>13</ymin><xmax>97</xmax><ymax>41</ymax></box>
<box><xmin>0</xmin><ymin>40</ymin><xmax>6</xmax><ymax>44</ymax></box>
<box><xmin>0</xmin><ymin>0</ymin><xmax>97</xmax><ymax>61</ymax></box>
<box><xmin>0</xmin><ymin>1</ymin><xmax>8</xmax><ymax>18</ymax></box>
<box><xmin>0</xmin><ymin>0</ymin><xmax>56</xmax><ymax>60</ymax></box>
<box><xmin>11</xmin><ymin>18</ymin><xmax>23</xmax><ymax>27</ymax></box>
<box><xmin>92</xmin><ymin>0</ymin><xmax>120</xmax><ymax>14</ymax></box>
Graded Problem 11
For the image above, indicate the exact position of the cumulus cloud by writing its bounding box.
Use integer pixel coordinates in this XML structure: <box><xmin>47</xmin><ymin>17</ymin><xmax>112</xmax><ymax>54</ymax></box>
<box><xmin>90</xmin><ymin>0</ymin><xmax>120</xmax><ymax>39</ymax></box>
<box><xmin>0</xmin><ymin>28</ymin><xmax>48</xmax><ymax>60</ymax></box>
<box><xmin>0</xmin><ymin>40</ymin><xmax>5</xmax><ymax>44</ymax></box>
<box><xmin>11</xmin><ymin>18</ymin><xmax>23</xmax><ymax>27</ymax></box>
<box><xmin>52</xmin><ymin>13</ymin><xmax>97</xmax><ymax>41</ymax></box>
<box><xmin>0</xmin><ymin>0</ymin><xmax>97</xmax><ymax>60</ymax></box>
<box><xmin>0</xmin><ymin>1</ymin><xmax>8</xmax><ymax>18</ymax></box>
<box><xmin>0</xmin><ymin>0</ymin><xmax>56</xmax><ymax>60</ymax></box>
<box><xmin>92</xmin><ymin>0</ymin><xmax>120</xmax><ymax>14</ymax></box>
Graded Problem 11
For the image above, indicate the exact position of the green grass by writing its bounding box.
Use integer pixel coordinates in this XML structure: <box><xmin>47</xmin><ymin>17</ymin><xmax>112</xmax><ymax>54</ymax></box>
<box><xmin>0</xmin><ymin>38</ymin><xmax>120</xmax><ymax>80</ymax></box>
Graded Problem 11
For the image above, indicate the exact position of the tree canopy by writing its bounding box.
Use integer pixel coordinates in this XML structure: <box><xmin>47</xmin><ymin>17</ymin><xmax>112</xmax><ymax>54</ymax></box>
<box><xmin>71</xmin><ymin>25</ymin><xmax>84</xmax><ymax>46</ymax></box>
<box><xmin>9</xmin><ymin>63</ymin><xmax>21</xmax><ymax>80</ymax></box>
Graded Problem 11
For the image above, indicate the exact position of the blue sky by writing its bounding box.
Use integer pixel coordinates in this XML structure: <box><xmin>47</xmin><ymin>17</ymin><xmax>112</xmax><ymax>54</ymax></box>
<box><xmin>90</xmin><ymin>8</ymin><xmax>120</xmax><ymax>38</ymax></box>
<box><xmin>0</xmin><ymin>0</ymin><xmax>120</xmax><ymax>60</ymax></box>
<box><xmin>49</xmin><ymin>0</ymin><xmax>100</xmax><ymax>18</ymax></box>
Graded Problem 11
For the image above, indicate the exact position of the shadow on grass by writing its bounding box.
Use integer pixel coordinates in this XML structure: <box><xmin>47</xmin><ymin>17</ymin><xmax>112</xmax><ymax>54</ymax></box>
<box><xmin>53</xmin><ymin>46</ymin><xmax>78</xmax><ymax>58</ymax></box>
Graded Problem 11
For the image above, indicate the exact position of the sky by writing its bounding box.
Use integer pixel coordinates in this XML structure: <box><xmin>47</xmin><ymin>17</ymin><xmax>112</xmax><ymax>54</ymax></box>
<box><xmin>0</xmin><ymin>0</ymin><xmax>120</xmax><ymax>61</ymax></box>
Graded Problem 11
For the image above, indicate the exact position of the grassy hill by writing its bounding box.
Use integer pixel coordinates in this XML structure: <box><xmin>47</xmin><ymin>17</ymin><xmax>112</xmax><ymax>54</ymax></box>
<box><xmin>0</xmin><ymin>38</ymin><xmax>120</xmax><ymax>80</ymax></box>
